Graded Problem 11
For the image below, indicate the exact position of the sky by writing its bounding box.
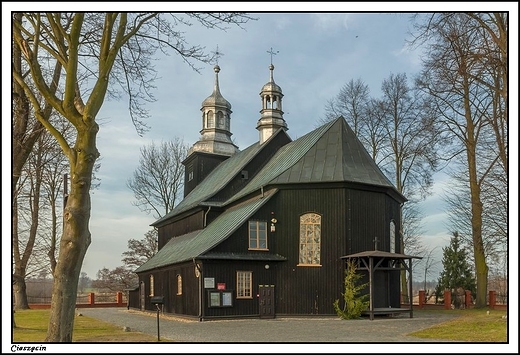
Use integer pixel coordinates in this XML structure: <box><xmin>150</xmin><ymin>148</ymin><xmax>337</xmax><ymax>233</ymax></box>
<box><xmin>84</xmin><ymin>10</ymin><xmax>448</xmax><ymax>279</ymax></box>
<box><xmin>3</xmin><ymin>3</ymin><xmax>518</xmax><ymax>354</ymax></box>
<box><xmin>4</xmin><ymin>3</ymin><xmax>518</xmax><ymax>290</ymax></box>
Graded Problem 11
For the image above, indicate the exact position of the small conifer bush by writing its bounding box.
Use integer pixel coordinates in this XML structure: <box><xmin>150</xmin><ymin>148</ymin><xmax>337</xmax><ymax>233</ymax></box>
<box><xmin>333</xmin><ymin>259</ymin><xmax>369</xmax><ymax>319</ymax></box>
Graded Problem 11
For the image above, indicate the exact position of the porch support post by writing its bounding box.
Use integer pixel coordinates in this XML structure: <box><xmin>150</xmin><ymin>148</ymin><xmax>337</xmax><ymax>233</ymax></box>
<box><xmin>369</xmin><ymin>256</ymin><xmax>374</xmax><ymax>320</ymax></box>
<box><xmin>408</xmin><ymin>258</ymin><xmax>413</xmax><ymax>318</ymax></box>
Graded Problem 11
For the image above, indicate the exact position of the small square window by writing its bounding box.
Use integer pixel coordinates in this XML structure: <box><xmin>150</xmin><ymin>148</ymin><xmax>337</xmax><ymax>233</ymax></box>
<box><xmin>236</xmin><ymin>271</ymin><xmax>252</xmax><ymax>299</ymax></box>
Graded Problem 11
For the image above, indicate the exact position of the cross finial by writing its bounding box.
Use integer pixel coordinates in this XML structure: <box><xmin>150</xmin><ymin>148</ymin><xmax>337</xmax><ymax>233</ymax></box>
<box><xmin>373</xmin><ymin>237</ymin><xmax>379</xmax><ymax>251</ymax></box>
<box><xmin>212</xmin><ymin>45</ymin><xmax>223</xmax><ymax>65</ymax></box>
<box><xmin>267</xmin><ymin>47</ymin><xmax>279</xmax><ymax>65</ymax></box>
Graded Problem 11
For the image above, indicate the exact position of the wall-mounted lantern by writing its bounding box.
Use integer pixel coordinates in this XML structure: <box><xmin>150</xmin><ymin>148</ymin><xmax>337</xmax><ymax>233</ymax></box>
<box><xmin>270</xmin><ymin>218</ymin><xmax>277</xmax><ymax>232</ymax></box>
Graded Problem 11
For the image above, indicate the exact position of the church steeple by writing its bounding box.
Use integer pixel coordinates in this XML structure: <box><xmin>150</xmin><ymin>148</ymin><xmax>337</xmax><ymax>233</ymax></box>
<box><xmin>182</xmin><ymin>63</ymin><xmax>238</xmax><ymax>198</ymax></box>
<box><xmin>188</xmin><ymin>64</ymin><xmax>238</xmax><ymax>157</ymax></box>
<box><xmin>257</xmin><ymin>49</ymin><xmax>287</xmax><ymax>144</ymax></box>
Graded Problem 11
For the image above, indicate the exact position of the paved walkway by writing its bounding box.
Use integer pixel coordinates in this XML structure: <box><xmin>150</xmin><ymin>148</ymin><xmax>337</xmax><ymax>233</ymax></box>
<box><xmin>79</xmin><ymin>307</ymin><xmax>460</xmax><ymax>343</ymax></box>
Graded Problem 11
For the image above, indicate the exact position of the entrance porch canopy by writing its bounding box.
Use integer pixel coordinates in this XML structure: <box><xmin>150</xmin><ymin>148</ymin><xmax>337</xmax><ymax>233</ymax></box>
<box><xmin>341</xmin><ymin>250</ymin><xmax>422</xmax><ymax>320</ymax></box>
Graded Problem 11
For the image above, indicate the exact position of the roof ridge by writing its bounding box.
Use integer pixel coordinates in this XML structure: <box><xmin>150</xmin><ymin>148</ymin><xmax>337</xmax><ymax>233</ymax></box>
<box><xmin>222</xmin><ymin>119</ymin><xmax>338</xmax><ymax>205</ymax></box>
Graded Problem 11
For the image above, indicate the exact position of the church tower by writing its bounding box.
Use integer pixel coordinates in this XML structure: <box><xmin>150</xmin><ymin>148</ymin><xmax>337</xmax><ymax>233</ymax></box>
<box><xmin>182</xmin><ymin>64</ymin><xmax>239</xmax><ymax>197</ymax></box>
<box><xmin>256</xmin><ymin>60</ymin><xmax>288</xmax><ymax>144</ymax></box>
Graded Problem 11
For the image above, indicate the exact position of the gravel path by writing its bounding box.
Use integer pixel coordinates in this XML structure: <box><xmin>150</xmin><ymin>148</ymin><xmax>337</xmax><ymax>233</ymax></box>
<box><xmin>78</xmin><ymin>307</ymin><xmax>460</xmax><ymax>343</ymax></box>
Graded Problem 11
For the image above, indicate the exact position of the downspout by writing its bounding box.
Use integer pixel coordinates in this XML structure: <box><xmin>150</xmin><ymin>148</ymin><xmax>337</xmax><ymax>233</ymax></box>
<box><xmin>193</xmin><ymin>258</ymin><xmax>203</xmax><ymax>321</ymax></box>
<box><xmin>204</xmin><ymin>206</ymin><xmax>211</xmax><ymax>227</ymax></box>
<box><xmin>260</xmin><ymin>186</ymin><xmax>264</xmax><ymax>198</ymax></box>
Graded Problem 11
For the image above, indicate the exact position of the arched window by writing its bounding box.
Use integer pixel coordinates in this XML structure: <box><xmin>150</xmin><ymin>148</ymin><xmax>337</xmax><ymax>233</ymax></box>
<box><xmin>177</xmin><ymin>274</ymin><xmax>182</xmax><ymax>295</ymax></box>
<box><xmin>390</xmin><ymin>220</ymin><xmax>396</xmax><ymax>253</ymax></box>
<box><xmin>217</xmin><ymin>111</ymin><xmax>224</xmax><ymax>128</ymax></box>
<box><xmin>149</xmin><ymin>275</ymin><xmax>154</xmax><ymax>296</ymax></box>
<box><xmin>298</xmin><ymin>213</ymin><xmax>321</xmax><ymax>266</ymax></box>
<box><xmin>207</xmin><ymin>111</ymin><xmax>214</xmax><ymax>128</ymax></box>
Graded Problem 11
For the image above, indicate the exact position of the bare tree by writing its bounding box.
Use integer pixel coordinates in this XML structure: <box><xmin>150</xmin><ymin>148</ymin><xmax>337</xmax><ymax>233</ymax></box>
<box><xmin>421</xmin><ymin>246</ymin><xmax>439</xmax><ymax>294</ymax></box>
<box><xmin>91</xmin><ymin>267</ymin><xmax>138</xmax><ymax>292</ymax></box>
<box><xmin>13</xmin><ymin>119</ymin><xmax>73</xmax><ymax>308</ymax></box>
<box><xmin>322</xmin><ymin>73</ymin><xmax>444</xmax><ymax>302</ymax></box>
<box><xmin>322</xmin><ymin>78</ymin><xmax>371</xmax><ymax>135</ymax></box>
<box><xmin>411</xmin><ymin>12</ymin><xmax>508</xmax><ymax>307</ymax></box>
<box><xmin>121</xmin><ymin>229</ymin><xmax>158</xmax><ymax>271</ymax></box>
<box><xmin>12</xmin><ymin>135</ymin><xmax>43</xmax><ymax>310</ymax></box>
<box><xmin>12</xmin><ymin>13</ymin><xmax>62</xmax><ymax>193</ymax></box>
<box><xmin>127</xmin><ymin>138</ymin><xmax>189</xmax><ymax>219</ymax></box>
<box><xmin>12</xmin><ymin>12</ymin><xmax>62</xmax><ymax>312</ymax></box>
<box><xmin>13</xmin><ymin>12</ymin><xmax>255</xmax><ymax>342</ymax></box>
<box><xmin>376</xmin><ymin>73</ymin><xmax>444</xmax><ymax>301</ymax></box>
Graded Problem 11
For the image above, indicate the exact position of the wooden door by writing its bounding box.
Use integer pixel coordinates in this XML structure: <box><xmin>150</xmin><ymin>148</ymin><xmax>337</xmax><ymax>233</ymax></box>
<box><xmin>259</xmin><ymin>284</ymin><xmax>275</xmax><ymax>318</ymax></box>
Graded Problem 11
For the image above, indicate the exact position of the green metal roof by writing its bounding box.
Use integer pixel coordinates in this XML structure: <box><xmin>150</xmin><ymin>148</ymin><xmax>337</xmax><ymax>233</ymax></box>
<box><xmin>272</xmin><ymin>117</ymin><xmax>396</xmax><ymax>187</ymax></box>
<box><xmin>152</xmin><ymin>129</ymin><xmax>292</xmax><ymax>226</ymax></box>
<box><xmin>135</xmin><ymin>189</ymin><xmax>277</xmax><ymax>273</ymax></box>
<box><xmin>152</xmin><ymin>142</ymin><xmax>264</xmax><ymax>225</ymax></box>
<box><xmin>153</xmin><ymin>117</ymin><xmax>400</xmax><ymax>228</ymax></box>
<box><xmin>225</xmin><ymin>117</ymin><xmax>403</xmax><ymax>204</ymax></box>
<box><xmin>224</xmin><ymin>119</ymin><xmax>337</xmax><ymax>204</ymax></box>
<box><xmin>198</xmin><ymin>252</ymin><xmax>287</xmax><ymax>261</ymax></box>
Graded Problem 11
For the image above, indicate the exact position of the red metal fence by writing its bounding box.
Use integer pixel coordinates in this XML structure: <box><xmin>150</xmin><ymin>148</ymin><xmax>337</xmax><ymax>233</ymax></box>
<box><xmin>28</xmin><ymin>292</ymin><xmax>127</xmax><ymax>309</ymax></box>
<box><xmin>26</xmin><ymin>290</ymin><xmax>506</xmax><ymax>311</ymax></box>
<box><xmin>412</xmin><ymin>290</ymin><xmax>507</xmax><ymax>311</ymax></box>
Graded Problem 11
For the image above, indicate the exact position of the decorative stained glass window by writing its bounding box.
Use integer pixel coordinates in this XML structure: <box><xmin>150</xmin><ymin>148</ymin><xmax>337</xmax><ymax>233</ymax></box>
<box><xmin>149</xmin><ymin>275</ymin><xmax>154</xmax><ymax>296</ymax></box>
<box><xmin>248</xmin><ymin>220</ymin><xmax>268</xmax><ymax>250</ymax></box>
<box><xmin>236</xmin><ymin>271</ymin><xmax>252</xmax><ymax>299</ymax></box>
<box><xmin>298</xmin><ymin>213</ymin><xmax>321</xmax><ymax>266</ymax></box>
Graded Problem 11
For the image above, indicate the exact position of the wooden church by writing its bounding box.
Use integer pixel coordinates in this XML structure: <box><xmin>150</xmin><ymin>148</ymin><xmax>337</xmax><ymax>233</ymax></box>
<box><xmin>129</xmin><ymin>62</ymin><xmax>418</xmax><ymax>320</ymax></box>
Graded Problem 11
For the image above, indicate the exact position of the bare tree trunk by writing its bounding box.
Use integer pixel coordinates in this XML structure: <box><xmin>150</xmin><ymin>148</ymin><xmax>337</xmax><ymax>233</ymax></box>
<box><xmin>13</xmin><ymin>145</ymin><xmax>44</xmax><ymax>310</ymax></box>
<box><xmin>12</xmin><ymin>195</ymin><xmax>30</xmax><ymax>310</ymax></box>
<box><xmin>462</xmin><ymin>70</ymin><xmax>488</xmax><ymax>308</ymax></box>
<box><xmin>45</xmin><ymin>130</ymin><xmax>96</xmax><ymax>342</ymax></box>
<box><xmin>13</xmin><ymin>274</ymin><xmax>29</xmax><ymax>310</ymax></box>
<box><xmin>466</xmin><ymin>125</ymin><xmax>488</xmax><ymax>308</ymax></box>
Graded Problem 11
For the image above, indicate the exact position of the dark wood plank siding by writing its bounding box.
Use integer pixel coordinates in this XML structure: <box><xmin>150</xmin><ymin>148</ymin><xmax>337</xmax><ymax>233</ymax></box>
<box><xmin>346</xmin><ymin>189</ymin><xmax>387</xmax><ymax>253</ymax></box>
<box><xmin>201</xmin><ymin>261</ymin><xmax>275</xmax><ymax>318</ymax></box>
<box><xmin>138</xmin><ymin>262</ymin><xmax>199</xmax><ymax>316</ymax></box>
<box><xmin>269</xmin><ymin>187</ymin><xmax>347</xmax><ymax>315</ymax></box>
<box><xmin>205</xmin><ymin>186</ymin><xmax>402</xmax><ymax>316</ymax></box>
<box><xmin>183</xmin><ymin>153</ymin><xmax>229</xmax><ymax>198</ymax></box>
<box><xmin>158</xmin><ymin>211</ymin><xmax>205</xmax><ymax>249</ymax></box>
<box><xmin>385</xmin><ymin>194</ymin><xmax>402</xmax><ymax>308</ymax></box>
<box><xmin>141</xmin><ymin>184</ymin><xmax>403</xmax><ymax>317</ymax></box>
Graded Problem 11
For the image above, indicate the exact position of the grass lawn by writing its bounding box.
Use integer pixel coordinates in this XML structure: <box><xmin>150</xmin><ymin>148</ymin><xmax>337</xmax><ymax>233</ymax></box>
<box><xmin>12</xmin><ymin>309</ymin><xmax>172</xmax><ymax>343</ymax></box>
<box><xmin>410</xmin><ymin>308</ymin><xmax>508</xmax><ymax>342</ymax></box>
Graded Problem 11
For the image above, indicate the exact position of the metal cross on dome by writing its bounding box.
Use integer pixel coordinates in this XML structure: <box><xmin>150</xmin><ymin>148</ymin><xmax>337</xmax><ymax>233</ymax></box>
<box><xmin>267</xmin><ymin>47</ymin><xmax>279</xmax><ymax>65</ymax></box>
<box><xmin>212</xmin><ymin>45</ymin><xmax>223</xmax><ymax>65</ymax></box>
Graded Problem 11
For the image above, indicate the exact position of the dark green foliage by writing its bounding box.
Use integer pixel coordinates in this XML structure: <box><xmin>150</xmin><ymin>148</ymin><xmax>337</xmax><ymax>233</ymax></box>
<box><xmin>333</xmin><ymin>259</ymin><xmax>370</xmax><ymax>319</ymax></box>
<box><xmin>435</xmin><ymin>232</ymin><xmax>476</xmax><ymax>307</ymax></box>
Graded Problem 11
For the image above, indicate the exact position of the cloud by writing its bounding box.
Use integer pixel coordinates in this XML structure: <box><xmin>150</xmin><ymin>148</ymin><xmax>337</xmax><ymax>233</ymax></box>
<box><xmin>310</xmin><ymin>13</ymin><xmax>353</xmax><ymax>33</ymax></box>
